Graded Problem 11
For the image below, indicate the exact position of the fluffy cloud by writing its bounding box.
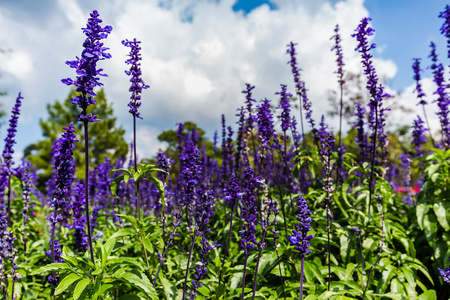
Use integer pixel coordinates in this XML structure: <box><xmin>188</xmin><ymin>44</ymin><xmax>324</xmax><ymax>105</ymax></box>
<box><xmin>0</xmin><ymin>0</ymin><xmax>411</xmax><ymax>159</ymax></box>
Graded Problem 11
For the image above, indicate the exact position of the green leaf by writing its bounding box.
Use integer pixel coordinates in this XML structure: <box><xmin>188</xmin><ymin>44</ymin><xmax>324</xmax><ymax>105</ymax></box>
<box><xmin>416</xmin><ymin>204</ymin><xmax>429</xmax><ymax>231</ymax></box>
<box><xmin>111</xmin><ymin>175</ymin><xmax>125</xmax><ymax>198</ymax></box>
<box><xmin>30</xmin><ymin>263</ymin><xmax>71</xmax><ymax>275</ymax></box>
<box><xmin>107</xmin><ymin>257</ymin><xmax>145</xmax><ymax>271</ymax></box>
<box><xmin>419</xmin><ymin>290</ymin><xmax>437</xmax><ymax>300</ymax></box>
<box><xmin>55</xmin><ymin>273</ymin><xmax>82</xmax><ymax>295</ymax></box>
<box><xmin>433</xmin><ymin>202</ymin><xmax>450</xmax><ymax>231</ymax></box>
<box><xmin>144</xmin><ymin>176</ymin><xmax>165</xmax><ymax>212</ymax></box>
<box><xmin>73</xmin><ymin>278</ymin><xmax>91</xmax><ymax>300</ymax></box>
<box><xmin>141</xmin><ymin>237</ymin><xmax>154</xmax><ymax>253</ymax></box>
<box><xmin>117</xmin><ymin>272</ymin><xmax>157</xmax><ymax>299</ymax></box>
<box><xmin>105</xmin><ymin>237</ymin><xmax>116</xmax><ymax>258</ymax></box>
<box><xmin>109</xmin><ymin>228</ymin><xmax>133</xmax><ymax>240</ymax></box>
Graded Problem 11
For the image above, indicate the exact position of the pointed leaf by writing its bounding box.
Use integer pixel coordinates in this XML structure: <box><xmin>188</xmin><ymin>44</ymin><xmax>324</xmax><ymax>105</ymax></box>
<box><xmin>73</xmin><ymin>278</ymin><xmax>91</xmax><ymax>300</ymax></box>
<box><xmin>111</xmin><ymin>175</ymin><xmax>125</xmax><ymax>198</ymax></box>
<box><xmin>55</xmin><ymin>273</ymin><xmax>82</xmax><ymax>295</ymax></box>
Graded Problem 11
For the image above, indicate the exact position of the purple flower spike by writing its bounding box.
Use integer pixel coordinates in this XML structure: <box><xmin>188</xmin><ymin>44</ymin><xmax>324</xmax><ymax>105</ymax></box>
<box><xmin>439</xmin><ymin>5</ymin><xmax>450</xmax><ymax>59</ymax></box>
<box><xmin>289</xmin><ymin>195</ymin><xmax>313</xmax><ymax>257</ymax></box>
<box><xmin>2</xmin><ymin>93</ymin><xmax>22</xmax><ymax>170</ymax></box>
<box><xmin>412</xmin><ymin>58</ymin><xmax>427</xmax><ymax>105</ymax></box>
<box><xmin>412</xmin><ymin>116</ymin><xmax>428</xmax><ymax>158</ymax></box>
<box><xmin>331</xmin><ymin>24</ymin><xmax>345</xmax><ymax>86</ymax></box>
<box><xmin>123</xmin><ymin>38</ymin><xmax>149</xmax><ymax>120</ymax></box>
<box><xmin>61</xmin><ymin>10</ymin><xmax>112</xmax><ymax>123</ymax></box>
<box><xmin>438</xmin><ymin>266</ymin><xmax>450</xmax><ymax>284</ymax></box>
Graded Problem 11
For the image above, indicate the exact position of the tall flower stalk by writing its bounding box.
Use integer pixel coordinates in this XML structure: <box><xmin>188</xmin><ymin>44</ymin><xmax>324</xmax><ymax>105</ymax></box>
<box><xmin>3</xmin><ymin>93</ymin><xmax>22</xmax><ymax>226</ymax></box>
<box><xmin>123</xmin><ymin>38</ymin><xmax>149</xmax><ymax>220</ymax></box>
<box><xmin>47</xmin><ymin>123</ymin><xmax>77</xmax><ymax>293</ymax></box>
<box><xmin>218</xmin><ymin>175</ymin><xmax>242</xmax><ymax>284</ymax></box>
<box><xmin>61</xmin><ymin>10</ymin><xmax>112</xmax><ymax>263</ymax></box>
<box><xmin>412</xmin><ymin>58</ymin><xmax>435</xmax><ymax>146</ymax></box>
<box><xmin>289</xmin><ymin>196</ymin><xmax>313</xmax><ymax>300</ymax></box>
<box><xmin>331</xmin><ymin>24</ymin><xmax>346</xmax><ymax>185</ymax></box>
<box><xmin>352</xmin><ymin>17</ymin><xmax>390</xmax><ymax>213</ymax></box>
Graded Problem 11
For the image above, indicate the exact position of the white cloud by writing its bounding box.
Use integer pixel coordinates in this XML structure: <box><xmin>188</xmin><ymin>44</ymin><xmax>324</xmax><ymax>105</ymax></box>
<box><xmin>0</xmin><ymin>0</ymin><xmax>411</xmax><ymax>159</ymax></box>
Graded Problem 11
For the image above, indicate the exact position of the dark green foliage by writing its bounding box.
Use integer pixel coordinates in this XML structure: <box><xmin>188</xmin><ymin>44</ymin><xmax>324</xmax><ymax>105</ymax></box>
<box><xmin>24</xmin><ymin>89</ymin><xmax>128</xmax><ymax>187</ymax></box>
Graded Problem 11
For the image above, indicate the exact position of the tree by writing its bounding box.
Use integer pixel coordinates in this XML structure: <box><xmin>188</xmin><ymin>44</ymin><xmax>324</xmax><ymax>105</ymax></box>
<box><xmin>24</xmin><ymin>89</ymin><xmax>128</xmax><ymax>187</ymax></box>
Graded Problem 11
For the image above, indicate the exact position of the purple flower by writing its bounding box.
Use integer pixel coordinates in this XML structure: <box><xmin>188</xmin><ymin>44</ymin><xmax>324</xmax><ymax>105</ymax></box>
<box><xmin>123</xmin><ymin>38</ymin><xmax>150</xmax><ymax>120</ymax></box>
<box><xmin>351</xmin><ymin>227</ymin><xmax>362</xmax><ymax>236</ymax></box>
<box><xmin>52</xmin><ymin>123</ymin><xmax>77</xmax><ymax>208</ymax></box>
<box><xmin>61</xmin><ymin>10</ymin><xmax>112</xmax><ymax>123</ymax></box>
<box><xmin>429</xmin><ymin>41</ymin><xmax>450</xmax><ymax>149</ymax></box>
<box><xmin>240</xmin><ymin>166</ymin><xmax>261</xmax><ymax>255</ymax></box>
<box><xmin>2</xmin><ymin>93</ymin><xmax>22</xmax><ymax>170</ymax></box>
<box><xmin>180</xmin><ymin>140</ymin><xmax>202</xmax><ymax>208</ymax></box>
<box><xmin>439</xmin><ymin>5</ymin><xmax>450</xmax><ymax>59</ymax></box>
<box><xmin>412</xmin><ymin>116</ymin><xmax>428</xmax><ymax>158</ymax></box>
<box><xmin>439</xmin><ymin>266</ymin><xmax>450</xmax><ymax>284</ymax></box>
<box><xmin>352</xmin><ymin>17</ymin><xmax>390</xmax><ymax>164</ymax></box>
<box><xmin>289</xmin><ymin>195</ymin><xmax>313</xmax><ymax>257</ymax></box>
<box><xmin>331</xmin><ymin>24</ymin><xmax>345</xmax><ymax>86</ymax></box>
<box><xmin>257</xmin><ymin>98</ymin><xmax>278</xmax><ymax>149</ymax></box>
<box><xmin>276</xmin><ymin>84</ymin><xmax>293</xmax><ymax>134</ymax></box>
<box><xmin>242</xmin><ymin>83</ymin><xmax>256</xmax><ymax>130</ymax></box>
<box><xmin>286</xmin><ymin>42</ymin><xmax>303</xmax><ymax>92</ymax></box>
<box><xmin>67</xmin><ymin>182</ymin><xmax>88</xmax><ymax>252</ymax></box>
<box><xmin>412</xmin><ymin>58</ymin><xmax>427</xmax><ymax>105</ymax></box>
<box><xmin>223</xmin><ymin>175</ymin><xmax>242</xmax><ymax>208</ymax></box>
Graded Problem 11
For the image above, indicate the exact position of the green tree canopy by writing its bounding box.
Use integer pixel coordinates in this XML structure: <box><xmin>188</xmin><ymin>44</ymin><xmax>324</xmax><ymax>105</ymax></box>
<box><xmin>25</xmin><ymin>89</ymin><xmax>128</xmax><ymax>187</ymax></box>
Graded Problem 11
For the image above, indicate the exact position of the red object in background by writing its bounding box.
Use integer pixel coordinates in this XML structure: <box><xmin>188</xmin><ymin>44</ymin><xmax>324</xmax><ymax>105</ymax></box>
<box><xmin>398</xmin><ymin>186</ymin><xmax>420</xmax><ymax>194</ymax></box>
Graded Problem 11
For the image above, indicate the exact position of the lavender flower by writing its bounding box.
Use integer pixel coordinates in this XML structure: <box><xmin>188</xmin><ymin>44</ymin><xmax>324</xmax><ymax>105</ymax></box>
<box><xmin>352</xmin><ymin>18</ymin><xmax>391</xmax><ymax>162</ymax></box>
<box><xmin>61</xmin><ymin>10</ymin><xmax>112</xmax><ymax>123</ymax></box>
<box><xmin>122</xmin><ymin>38</ymin><xmax>149</xmax><ymax>120</ymax></box>
<box><xmin>439</xmin><ymin>5</ymin><xmax>450</xmax><ymax>59</ymax></box>
<box><xmin>438</xmin><ymin>266</ymin><xmax>450</xmax><ymax>284</ymax></box>
<box><xmin>429</xmin><ymin>41</ymin><xmax>450</xmax><ymax>149</ymax></box>
<box><xmin>276</xmin><ymin>84</ymin><xmax>293</xmax><ymax>134</ymax></box>
<box><xmin>412</xmin><ymin>116</ymin><xmax>428</xmax><ymax>158</ymax></box>
<box><xmin>331</xmin><ymin>24</ymin><xmax>345</xmax><ymax>86</ymax></box>
<box><xmin>68</xmin><ymin>182</ymin><xmax>88</xmax><ymax>252</ymax></box>
<box><xmin>242</xmin><ymin>83</ymin><xmax>256</xmax><ymax>131</ymax></box>
<box><xmin>412</xmin><ymin>58</ymin><xmax>427</xmax><ymax>105</ymax></box>
<box><xmin>289</xmin><ymin>195</ymin><xmax>313</xmax><ymax>257</ymax></box>
<box><xmin>189</xmin><ymin>191</ymin><xmax>220</xmax><ymax>299</ymax></box>
<box><xmin>257</xmin><ymin>98</ymin><xmax>278</xmax><ymax>149</ymax></box>
<box><xmin>2</xmin><ymin>93</ymin><xmax>22</xmax><ymax>170</ymax></box>
<box><xmin>47</xmin><ymin>123</ymin><xmax>77</xmax><ymax>284</ymax></box>
<box><xmin>240</xmin><ymin>166</ymin><xmax>260</xmax><ymax>255</ymax></box>
<box><xmin>289</xmin><ymin>195</ymin><xmax>312</xmax><ymax>300</ymax></box>
<box><xmin>354</xmin><ymin>103</ymin><xmax>367</xmax><ymax>161</ymax></box>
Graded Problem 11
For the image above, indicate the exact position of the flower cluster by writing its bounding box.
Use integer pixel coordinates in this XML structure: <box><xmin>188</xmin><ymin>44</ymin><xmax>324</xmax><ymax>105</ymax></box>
<box><xmin>276</xmin><ymin>84</ymin><xmax>293</xmax><ymax>135</ymax></box>
<box><xmin>289</xmin><ymin>195</ymin><xmax>313</xmax><ymax>257</ymax></box>
<box><xmin>68</xmin><ymin>182</ymin><xmax>88</xmax><ymax>252</ymax></box>
<box><xmin>257</xmin><ymin>99</ymin><xmax>278</xmax><ymax>149</ymax></box>
<box><xmin>331</xmin><ymin>24</ymin><xmax>345</xmax><ymax>86</ymax></box>
<box><xmin>412</xmin><ymin>58</ymin><xmax>427</xmax><ymax>105</ymax></box>
<box><xmin>239</xmin><ymin>166</ymin><xmax>260</xmax><ymax>255</ymax></box>
<box><xmin>242</xmin><ymin>83</ymin><xmax>256</xmax><ymax>130</ymax></box>
<box><xmin>179</xmin><ymin>140</ymin><xmax>202</xmax><ymax>208</ymax></box>
<box><xmin>412</xmin><ymin>116</ymin><xmax>428</xmax><ymax>158</ymax></box>
<box><xmin>223</xmin><ymin>175</ymin><xmax>242</xmax><ymax>208</ymax></box>
<box><xmin>439</xmin><ymin>5</ymin><xmax>450</xmax><ymax>59</ymax></box>
<box><xmin>61</xmin><ymin>10</ymin><xmax>112</xmax><ymax>123</ymax></box>
<box><xmin>352</xmin><ymin>18</ymin><xmax>390</xmax><ymax>162</ymax></box>
<box><xmin>123</xmin><ymin>38</ymin><xmax>149</xmax><ymax>119</ymax></box>
<box><xmin>438</xmin><ymin>266</ymin><xmax>450</xmax><ymax>285</ymax></box>
<box><xmin>2</xmin><ymin>93</ymin><xmax>22</xmax><ymax>170</ymax></box>
<box><xmin>429</xmin><ymin>42</ymin><xmax>450</xmax><ymax>149</ymax></box>
<box><xmin>286</xmin><ymin>42</ymin><xmax>303</xmax><ymax>92</ymax></box>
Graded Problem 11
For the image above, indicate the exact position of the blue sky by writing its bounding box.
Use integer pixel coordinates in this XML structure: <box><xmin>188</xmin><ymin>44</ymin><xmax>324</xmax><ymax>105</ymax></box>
<box><xmin>0</xmin><ymin>0</ymin><xmax>448</xmax><ymax>159</ymax></box>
